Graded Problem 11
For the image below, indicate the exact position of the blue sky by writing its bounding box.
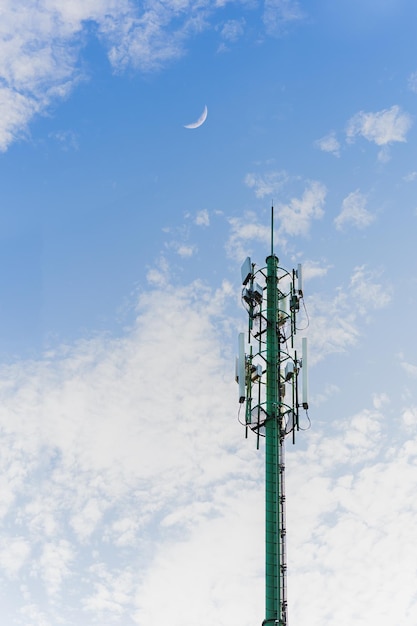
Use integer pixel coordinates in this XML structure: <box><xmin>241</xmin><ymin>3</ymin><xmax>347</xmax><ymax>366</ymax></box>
<box><xmin>1</xmin><ymin>1</ymin><xmax>417</xmax><ymax>624</ymax></box>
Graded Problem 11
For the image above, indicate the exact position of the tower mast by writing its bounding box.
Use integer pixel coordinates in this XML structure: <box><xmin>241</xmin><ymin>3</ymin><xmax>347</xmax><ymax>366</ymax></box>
<box><xmin>236</xmin><ymin>207</ymin><xmax>309</xmax><ymax>626</ymax></box>
<box><xmin>265</xmin><ymin>250</ymin><xmax>284</xmax><ymax>624</ymax></box>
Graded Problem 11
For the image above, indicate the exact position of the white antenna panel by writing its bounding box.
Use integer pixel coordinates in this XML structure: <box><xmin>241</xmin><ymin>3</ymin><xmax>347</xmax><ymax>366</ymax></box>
<box><xmin>285</xmin><ymin>361</ymin><xmax>294</xmax><ymax>381</ymax></box>
<box><xmin>297</xmin><ymin>263</ymin><xmax>303</xmax><ymax>296</ymax></box>
<box><xmin>302</xmin><ymin>337</ymin><xmax>308</xmax><ymax>409</ymax></box>
<box><xmin>251</xmin><ymin>363</ymin><xmax>263</xmax><ymax>382</ymax></box>
<box><xmin>238</xmin><ymin>332</ymin><xmax>246</xmax><ymax>403</ymax></box>
<box><xmin>253</xmin><ymin>282</ymin><xmax>263</xmax><ymax>304</ymax></box>
<box><xmin>279</xmin><ymin>294</ymin><xmax>289</xmax><ymax>315</ymax></box>
<box><xmin>241</xmin><ymin>257</ymin><xmax>252</xmax><ymax>286</ymax></box>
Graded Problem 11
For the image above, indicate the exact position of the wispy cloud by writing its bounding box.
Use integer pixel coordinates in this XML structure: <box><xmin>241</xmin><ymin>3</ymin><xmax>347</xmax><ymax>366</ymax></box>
<box><xmin>408</xmin><ymin>70</ymin><xmax>417</xmax><ymax>94</ymax></box>
<box><xmin>0</xmin><ymin>0</ymin><xmax>306</xmax><ymax>152</ymax></box>
<box><xmin>0</xmin><ymin>277</ymin><xmax>256</xmax><ymax>621</ymax></box>
<box><xmin>226</xmin><ymin>213</ymin><xmax>271</xmax><ymax>260</ymax></box>
<box><xmin>303</xmin><ymin>260</ymin><xmax>330</xmax><ymax>280</ymax></box>
<box><xmin>276</xmin><ymin>181</ymin><xmax>326</xmax><ymax>237</ymax></box>
<box><xmin>0</xmin><ymin>536</ymin><xmax>30</xmax><ymax>579</ymax></box>
<box><xmin>372</xmin><ymin>392</ymin><xmax>389</xmax><ymax>410</ymax></box>
<box><xmin>307</xmin><ymin>289</ymin><xmax>359</xmax><ymax>362</ymax></box>
<box><xmin>287</xmin><ymin>392</ymin><xmax>417</xmax><ymax>624</ymax></box>
<box><xmin>263</xmin><ymin>0</ymin><xmax>305</xmax><ymax>35</ymax></box>
<box><xmin>402</xmin><ymin>406</ymin><xmax>417</xmax><ymax>428</ymax></box>
<box><xmin>244</xmin><ymin>170</ymin><xmax>289</xmax><ymax>198</ymax></box>
<box><xmin>346</xmin><ymin>105</ymin><xmax>412</xmax><ymax>146</ymax></box>
<box><xmin>315</xmin><ymin>131</ymin><xmax>341</xmax><ymax>157</ymax></box>
<box><xmin>349</xmin><ymin>265</ymin><xmax>391</xmax><ymax>313</ymax></box>
<box><xmin>307</xmin><ymin>264</ymin><xmax>391</xmax><ymax>361</ymax></box>
<box><xmin>195</xmin><ymin>209</ymin><xmax>210</xmax><ymax>226</ymax></box>
<box><xmin>101</xmin><ymin>3</ymin><xmax>204</xmax><ymax>73</ymax></box>
<box><xmin>0</xmin><ymin>230</ymin><xmax>409</xmax><ymax>625</ymax></box>
<box><xmin>400</xmin><ymin>359</ymin><xmax>417</xmax><ymax>379</ymax></box>
<box><xmin>234</xmin><ymin>178</ymin><xmax>326</xmax><ymax>259</ymax></box>
<box><xmin>49</xmin><ymin>129</ymin><xmax>79</xmax><ymax>151</ymax></box>
<box><xmin>217</xmin><ymin>18</ymin><xmax>246</xmax><ymax>51</ymax></box>
<box><xmin>174</xmin><ymin>242</ymin><xmax>196</xmax><ymax>257</ymax></box>
<box><xmin>0</xmin><ymin>0</ymin><xmax>105</xmax><ymax>151</ymax></box>
<box><xmin>334</xmin><ymin>190</ymin><xmax>375</xmax><ymax>230</ymax></box>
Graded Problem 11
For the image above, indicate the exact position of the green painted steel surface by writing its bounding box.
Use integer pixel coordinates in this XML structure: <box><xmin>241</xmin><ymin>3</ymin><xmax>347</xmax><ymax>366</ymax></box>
<box><xmin>265</xmin><ymin>254</ymin><xmax>281</xmax><ymax>624</ymax></box>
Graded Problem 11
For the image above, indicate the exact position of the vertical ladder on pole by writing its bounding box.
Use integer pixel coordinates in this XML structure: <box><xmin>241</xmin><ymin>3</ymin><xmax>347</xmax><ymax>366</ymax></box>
<box><xmin>279</xmin><ymin>436</ymin><xmax>287</xmax><ymax>626</ymax></box>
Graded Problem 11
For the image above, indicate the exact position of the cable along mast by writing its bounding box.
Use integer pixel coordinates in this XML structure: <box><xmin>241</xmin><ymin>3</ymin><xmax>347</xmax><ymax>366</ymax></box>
<box><xmin>236</xmin><ymin>209</ymin><xmax>309</xmax><ymax>626</ymax></box>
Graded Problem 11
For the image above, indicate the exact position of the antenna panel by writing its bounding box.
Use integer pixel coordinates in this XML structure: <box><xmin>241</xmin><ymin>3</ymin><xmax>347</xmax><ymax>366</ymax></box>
<box><xmin>285</xmin><ymin>361</ymin><xmax>294</xmax><ymax>381</ymax></box>
<box><xmin>238</xmin><ymin>332</ymin><xmax>246</xmax><ymax>403</ymax></box>
<box><xmin>302</xmin><ymin>337</ymin><xmax>308</xmax><ymax>409</ymax></box>
<box><xmin>297</xmin><ymin>263</ymin><xmax>303</xmax><ymax>296</ymax></box>
<box><xmin>251</xmin><ymin>363</ymin><xmax>263</xmax><ymax>382</ymax></box>
<box><xmin>278</xmin><ymin>294</ymin><xmax>289</xmax><ymax>315</ymax></box>
<box><xmin>253</xmin><ymin>282</ymin><xmax>263</xmax><ymax>304</ymax></box>
<box><xmin>241</xmin><ymin>257</ymin><xmax>252</xmax><ymax>286</ymax></box>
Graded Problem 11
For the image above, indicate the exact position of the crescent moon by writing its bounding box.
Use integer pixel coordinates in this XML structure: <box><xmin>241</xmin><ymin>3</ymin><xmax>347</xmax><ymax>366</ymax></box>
<box><xmin>184</xmin><ymin>105</ymin><xmax>208</xmax><ymax>129</ymax></box>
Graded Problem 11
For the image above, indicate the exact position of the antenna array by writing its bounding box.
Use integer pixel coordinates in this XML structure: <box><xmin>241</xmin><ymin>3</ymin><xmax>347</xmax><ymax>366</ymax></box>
<box><xmin>235</xmin><ymin>246</ymin><xmax>309</xmax><ymax>626</ymax></box>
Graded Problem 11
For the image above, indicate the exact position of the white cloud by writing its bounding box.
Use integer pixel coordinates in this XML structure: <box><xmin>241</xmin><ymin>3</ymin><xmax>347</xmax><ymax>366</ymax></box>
<box><xmin>226</xmin><ymin>213</ymin><xmax>271</xmax><ymax>260</ymax></box>
<box><xmin>19</xmin><ymin>603</ymin><xmax>51</xmax><ymax>626</ymax></box>
<box><xmin>372</xmin><ymin>392</ymin><xmax>389</xmax><ymax>410</ymax></box>
<box><xmin>101</xmin><ymin>6</ymin><xmax>198</xmax><ymax>73</ymax></box>
<box><xmin>175</xmin><ymin>243</ymin><xmax>196</xmax><ymax>257</ymax></box>
<box><xmin>234</xmin><ymin>179</ymin><xmax>326</xmax><ymax>259</ymax></box>
<box><xmin>349</xmin><ymin>265</ymin><xmax>391</xmax><ymax>313</ymax></box>
<box><xmin>0</xmin><ymin>253</ymin><xmax>413</xmax><ymax>624</ymax></box>
<box><xmin>70</xmin><ymin>498</ymin><xmax>108</xmax><ymax>541</ymax></box>
<box><xmin>0</xmin><ymin>88</ymin><xmax>39</xmax><ymax>151</ymax></box>
<box><xmin>377</xmin><ymin>145</ymin><xmax>392</xmax><ymax>162</ymax></box>
<box><xmin>402</xmin><ymin>406</ymin><xmax>417</xmax><ymax>427</ymax></box>
<box><xmin>0</xmin><ymin>1</ymin><xmax>235</xmax><ymax>150</ymax></box>
<box><xmin>0</xmin><ymin>277</ymin><xmax>259</xmax><ymax>620</ymax></box>
<box><xmin>400</xmin><ymin>360</ymin><xmax>417</xmax><ymax>379</ymax></box>
<box><xmin>346</xmin><ymin>104</ymin><xmax>413</xmax><ymax>146</ymax></box>
<box><xmin>306</xmin><ymin>264</ymin><xmax>390</xmax><ymax>362</ymax></box>
<box><xmin>83</xmin><ymin>564</ymin><xmax>134</xmax><ymax>617</ymax></box>
<box><xmin>334</xmin><ymin>190</ymin><xmax>375</xmax><ymax>230</ymax></box>
<box><xmin>134</xmin><ymin>484</ymin><xmax>264</xmax><ymax>625</ymax></box>
<box><xmin>38</xmin><ymin>540</ymin><xmax>74</xmax><ymax>596</ymax></box>
<box><xmin>195</xmin><ymin>209</ymin><xmax>210</xmax><ymax>226</ymax></box>
<box><xmin>286</xmin><ymin>401</ymin><xmax>417</xmax><ymax>624</ymax></box>
<box><xmin>315</xmin><ymin>131</ymin><xmax>340</xmax><ymax>157</ymax></box>
<box><xmin>302</xmin><ymin>260</ymin><xmax>330</xmax><ymax>280</ymax></box>
<box><xmin>0</xmin><ymin>0</ymin><xmax>118</xmax><ymax>151</ymax></box>
<box><xmin>0</xmin><ymin>1</ymin><xmax>107</xmax><ymax>150</ymax></box>
<box><xmin>306</xmin><ymin>289</ymin><xmax>359</xmax><ymax>362</ymax></box>
<box><xmin>263</xmin><ymin>0</ymin><xmax>304</xmax><ymax>35</ymax></box>
<box><xmin>0</xmin><ymin>0</ymin><xmax>308</xmax><ymax>150</ymax></box>
<box><xmin>146</xmin><ymin>254</ymin><xmax>170</xmax><ymax>286</ymax></box>
<box><xmin>276</xmin><ymin>180</ymin><xmax>326</xmax><ymax>237</ymax></box>
<box><xmin>218</xmin><ymin>18</ymin><xmax>246</xmax><ymax>44</ymax></box>
<box><xmin>403</xmin><ymin>171</ymin><xmax>417</xmax><ymax>182</ymax></box>
<box><xmin>244</xmin><ymin>170</ymin><xmax>289</xmax><ymax>198</ymax></box>
<box><xmin>49</xmin><ymin>129</ymin><xmax>79</xmax><ymax>151</ymax></box>
<box><xmin>0</xmin><ymin>537</ymin><xmax>31</xmax><ymax>579</ymax></box>
<box><xmin>408</xmin><ymin>70</ymin><xmax>417</xmax><ymax>94</ymax></box>
<box><xmin>313</xmin><ymin>383</ymin><xmax>340</xmax><ymax>406</ymax></box>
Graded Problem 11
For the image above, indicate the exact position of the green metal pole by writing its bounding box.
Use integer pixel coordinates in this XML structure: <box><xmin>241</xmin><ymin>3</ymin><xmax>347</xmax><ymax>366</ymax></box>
<box><xmin>265</xmin><ymin>253</ymin><xmax>281</xmax><ymax>625</ymax></box>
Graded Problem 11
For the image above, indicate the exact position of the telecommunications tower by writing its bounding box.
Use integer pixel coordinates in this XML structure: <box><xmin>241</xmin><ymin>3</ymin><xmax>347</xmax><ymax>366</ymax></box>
<box><xmin>235</xmin><ymin>208</ymin><xmax>309</xmax><ymax>626</ymax></box>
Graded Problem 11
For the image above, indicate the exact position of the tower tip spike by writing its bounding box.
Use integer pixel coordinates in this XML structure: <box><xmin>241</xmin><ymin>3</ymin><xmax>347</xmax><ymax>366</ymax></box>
<box><xmin>271</xmin><ymin>203</ymin><xmax>274</xmax><ymax>256</ymax></box>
